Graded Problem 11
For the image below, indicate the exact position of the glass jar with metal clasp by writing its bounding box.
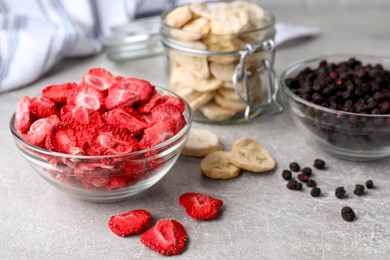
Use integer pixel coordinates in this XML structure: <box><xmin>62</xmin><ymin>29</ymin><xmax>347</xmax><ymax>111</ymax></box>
<box><xmin>160</xmin><ymin>1</ymin><xmax>283</xmax><ymax>124</ymax></box>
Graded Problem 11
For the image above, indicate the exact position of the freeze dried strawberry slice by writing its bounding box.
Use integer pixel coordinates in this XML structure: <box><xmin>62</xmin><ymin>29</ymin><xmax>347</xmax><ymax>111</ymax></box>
<box><xmin>68</xmin><ymin>85</ymin><xmax>105</xmax><ymax>111</ymax></box>
<box><xmin>15</xmin><ymin>96</ymin><xmax>32</xmax><ymax>133</ymax></box>
<box><xmin>105</xmin><ymin>78</ymin><xmax>155</xmax><ymax>110</ymax></box>
<box><xmin>138</xmin><ymin>93</ymin><xmax>166</xmax><ymax>113</ymax></box>
<box><xmin>73</xmin><ymin>167</ymin><xmax>110</xmax><ymax>188</ymax></box>
<box><xmin>141</xmin><ymin>219</ymin><xmax>187</xmax><ymax>256</ymax></box>
<box><xmin>107</xmin><ymin>176</ymin><xmax>129</xmax><ymax>190</ymax></box>
<box><xmin>23</xmin><ymin>115</ymin><xmax>61</xmax><ymax>147</ymax></box>
<box><xmin>109</xmin><ymin>209</ymin><xmax>152</xmax><ymax>237</ymax></box>
<box><xmin>45</xmin><ymin>125</ymin><xmax>86</xmax><ymax>155</ymax></box>
<box><xmin>61</xmin><ymin>104</ymin><xmax>103</xmax><ymax>127</ymax></box>
<box><xmin>42</xmin><ymin>82</ymin><xmax>77</xmax><ymax>103</ymax></box>
<box><xmin>86</xmin><ymin>124</ymin><xmax>139</xmax><ymax>155</ymax></box>
<box><xmin>30</xmin><ymin>96</ymin><xmax>59</xmax><ymax>118</ymax></box>
<box><xmin>102</xmin><ymin>108</ymin><xmax>147</xmax><ymax>135</ymax></box>
<box><xmin>138</xmin><ymin>93</ymin><xmax>185</xmax><ymax>114</ymax></box>
<box><xmin>179</xmin><ymin>193</ymin><xmax>223</xmax><ymax>220</ymax></box>
<box><xmin>150</xmin><ymin>103</ymin><xmax>186</xmax><ymax>133</ymax></box>
<box><xmin>163</xmin><ymin>95</ymin><xmax>185</xmax><ymax>113</ymax></box>
<box><xmin>139</xmin><ymin>121</ymin><xmax>176</xmax><ymax>150</ymax></box>
<box><xmin>79</xmin><ymin>68</ymin><xmax>118</xmax><ymax>91</ymax></box>
<box><xmin>122</xmin><ymin>159</ymin><xmax>149</xmax><ymax>180</ymax></box>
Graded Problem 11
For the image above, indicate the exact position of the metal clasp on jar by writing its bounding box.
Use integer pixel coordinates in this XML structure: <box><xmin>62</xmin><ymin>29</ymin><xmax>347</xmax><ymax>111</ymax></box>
<box><xmin>232</xmin><ymin>39</ymin><xmax>283</xmax><ymax>121</ymax></box>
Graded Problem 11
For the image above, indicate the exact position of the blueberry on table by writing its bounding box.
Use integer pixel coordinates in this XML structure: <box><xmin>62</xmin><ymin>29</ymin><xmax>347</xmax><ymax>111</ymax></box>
<box><xmin>335</xmin><ymin>187</ymin><xmax>346</xmax><ymax>199</ymax></box>
<box><xmin>366</xmin><ymin>180</ymin><xmax>374</xmax><ymax>189</ymax></box>
<box><xmin>341</xmin><ymin>206</ymin><xmax>356</xmax><ymax>222</ymax></box>
<box><xmin>306</xmin><ymin>179</ymin><xmax>317</xmax><ymax>188</ymax></box>
<box><xmin>310</xmin><ymin>187</ymin><xmax>321</xmax><ymax>197</ymax></box>
<box><xmin>289</xmin><ymin>162</ymin><xmax>300</xmax><ymax>172</ymax></box>
<box><xmin>301</xmin><ymin>167</ymin><xmax>312</xmax><ymax>176</ymax></box>
<box><xmin>297</xmin><ymin>173</ymin><xmax>309</xmax><ymax>182</ymax></box>
<box><xmin>282</xmin><ymin>170</ymin><xmax>292</xmax><ymax>181</ymax></box>
<box><xmin>287</xmin><ymin>179</ymin><xmax>302</xmax><ymax>191</ymax></box>
<box><xmin>313</xmin><ymin>159</ymin><xmax>326</xmax><ymax>170</ymax></box>
<box><xmin>354</xmin><ymin>184</ymin><xmax>365</xmax><ymax>196</ymax></box>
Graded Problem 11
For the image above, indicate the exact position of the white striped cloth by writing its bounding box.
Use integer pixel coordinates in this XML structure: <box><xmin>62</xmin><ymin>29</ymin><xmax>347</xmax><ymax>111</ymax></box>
<box><xmin>0</xmin><ymin>0</ymin><xmax>319</xmax><ymax>93</ymax></box>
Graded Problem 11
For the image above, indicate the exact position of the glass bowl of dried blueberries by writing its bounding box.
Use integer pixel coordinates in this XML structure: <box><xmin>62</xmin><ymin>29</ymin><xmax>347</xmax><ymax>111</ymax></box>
<box><xmin>280</xmin><ymin>54</ymin><xmax>390</xmax><ymax>161</ymax></box>
<box><xmin>10</xmin><ymin>69</ymin><xmax>193</xmax><ymax>202</ymax></box>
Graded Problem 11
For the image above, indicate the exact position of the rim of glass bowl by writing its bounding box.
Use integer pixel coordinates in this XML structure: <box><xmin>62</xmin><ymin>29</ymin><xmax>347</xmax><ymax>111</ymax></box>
<box><xmin>280</xmin><ymin>53</ymin><xmax>390</xmax><ymax>118</ymax></box>
<box><xmin>160</xmin><ymin>1</ymin><xmax>276</xmax><ymax>55</ymax></box>
<box><xmin>9</xmin><ymin>86</ymin><xmax>193</xmax><ymax>159</ymax></box>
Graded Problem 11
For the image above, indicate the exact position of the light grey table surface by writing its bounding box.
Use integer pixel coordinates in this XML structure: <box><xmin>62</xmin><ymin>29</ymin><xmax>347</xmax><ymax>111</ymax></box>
<box><xmin>1</xmin><ymin>6</ymin><xmax>389</xmax><ymax>260</ymax></box>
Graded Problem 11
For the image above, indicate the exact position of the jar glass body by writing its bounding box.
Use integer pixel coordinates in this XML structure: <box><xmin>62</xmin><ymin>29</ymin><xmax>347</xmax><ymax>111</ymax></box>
<box><xmin>160</xmin><ymin>1</ymin><xmax>281</xmax><ymax>124</ymax></box>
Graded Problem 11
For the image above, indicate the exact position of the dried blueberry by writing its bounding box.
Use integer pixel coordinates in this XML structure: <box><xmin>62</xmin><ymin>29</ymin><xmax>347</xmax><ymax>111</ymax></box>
<box><xmin>310</xmin><ymin>187</ymin><xmax>321</xmax><ymax>197</ymax></box>
<box><xmin>313</xmin><ymin>159</ymin><xmax>326</xmax><ymax>170</ymax></box>
<box><xmin>306</xmin><ymin>179</ymin><xmax>317</xmax><ymax>188</ymax></box>
<box><xmin>287</xmin><ymin>180</ymin><xmax>302</xmax><ymax>191</ymax></box>
<box><xmin>282</xmin><ymin>170</ymin><xmax>292</xmax><ymax>181</ymax></box>
<box><xmin>289</xmin><ymin>162</ymin><xmax>300</xmax><ymax>172</ymax></box>
<box><xmin>341</xmin><ymin>206</ymin><xmax>356</xmax><ymax>222</ymax></box>
<box><xmin>297</xmin><ymin>173</ymin><xmax>309</xmax><ymax>182</ymax></box>
<box><xmin>354</xmin><ymin>184</ymin><xmax>365</xmax><ymax>196</ymax></box>
<box><xmin>301</xmin><ymin>167</ymin><xmax>312</xmax><ymax>176</ymax></box>
<box><xmin>366</xmin><ymin>180</ymin><xmax>374</xmax><ymax>189</ymax></box>
<box><xmin>335</xmin><ymin>187</ymin><xmax>346</xmax><ymax>199</ymax></box>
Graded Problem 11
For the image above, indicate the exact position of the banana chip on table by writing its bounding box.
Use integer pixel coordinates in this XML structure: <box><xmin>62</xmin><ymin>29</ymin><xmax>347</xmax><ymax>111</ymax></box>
<box><xmin>228</xmin><ymin>137</ymin><xmax>276</xmax><ymax>172</ymax></box>
<box><xmin>201</xmin><ymin>151</ymin><xmax>241</xmax><ymax>180</ymax></box>
<box><xmin>182</xmin><ymin>128</ymin><xmax>222</xmax><ymax>157</ymax></box>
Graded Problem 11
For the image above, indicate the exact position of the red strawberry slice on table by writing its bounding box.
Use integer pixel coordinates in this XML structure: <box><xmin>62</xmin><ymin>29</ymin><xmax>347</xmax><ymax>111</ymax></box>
<box><xmin>179</xmin><ymin>193</ymin><xmax>224</xmax><ymax>220</ymax></box>
<box><xmin>30</xmin><ymin>96</ymin><xmax>59</xmax><ymax>118</ymax></box>
<box><xmin>79</xmin><ymin>68</ymin><xmax>118</xmax><ymax>91</ymax></box>
<box><xmin>14</xmin><ymin>96</ymin><xmax>32</xmax><ymax>133</ymax></box>
<box><xmin>23</xmin><ymin>115</ymin><xmax>61</xmax><ymax>147</ymax></box>
<box><xmin>42</xmin><ymin>82</ymin><xmax>77</xmax><ymax>103</ymax></box>
<box><xmin>141</xmin><ymin>219</ymin><xmax>187</xmax><ymax>256</ymax></box>
<box><xmin>108</xmin><ymin>209</ymin><xmax>152</xmax><ymax>237</ymax></box>
<box><xmin>68</xmin><ymin>85</ymin><xmax>105</xmax><ymax>111</ymax></box>
<box><xmin>105</xmin><ymin>78</ymin><xmax>155</xmax><ymax>110</ymax></box>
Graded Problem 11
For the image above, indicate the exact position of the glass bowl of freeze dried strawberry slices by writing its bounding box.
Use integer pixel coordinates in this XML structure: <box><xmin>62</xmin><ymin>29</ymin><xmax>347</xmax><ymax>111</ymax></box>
<box><xmin>281</xmin><ymin>54</ymin><xmax>390</xmax><ymax>161</ymax></box>
<box><xmin>10</xmin><ymin>68</ymin><xmax>192</xmax><ymax>202</ymax></box>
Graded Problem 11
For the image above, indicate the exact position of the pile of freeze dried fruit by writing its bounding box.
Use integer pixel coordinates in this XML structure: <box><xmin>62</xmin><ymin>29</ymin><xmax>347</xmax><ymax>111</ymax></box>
<box><xmin>284</xmin><ymin>58</ymin><xmax>390</xmax><ymax>151</ymax></box>
<box><xmin>281</xmin><ymin>159</ymin><xmax>376</xmax><ymax>222</ymax></box>
<box><xmin>285</xmin><ymin>58</ymin><xmax>390</xmax><ymax>114</ymax></box>
<box><xmin>13</xmin><ymin>68</ymin><xmax>187</xmax><ymax>190</ymax></box>
<box><xmin>14</xmin><ymin>68</ymin><xmax>186</xmax><ymax>154</ymax></box>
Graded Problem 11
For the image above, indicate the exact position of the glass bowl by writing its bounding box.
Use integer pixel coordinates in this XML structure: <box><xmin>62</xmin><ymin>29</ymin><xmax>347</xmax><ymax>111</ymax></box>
<box><xmin>10</xmin><ymin>88</ymin><xmax>193</xmax><ymax>202</ymax></box>
<box><xmin>280</xmin><ymin>54</ymin><xmax>390</xmax><ymax>161</ymax></box>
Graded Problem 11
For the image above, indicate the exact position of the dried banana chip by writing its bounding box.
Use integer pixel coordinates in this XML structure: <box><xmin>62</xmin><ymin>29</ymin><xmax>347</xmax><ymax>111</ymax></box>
<box><xmin>193</xmin><ymin>77</ymin><xmax>223</xmax><ymax>92</ymax></box>
<box><xmin>173</xmin><ymin>52</ymin><xmax>210</xmax><ymax>79</ymax></box>
<box><xmin>215</xmin><ymin>93</ymin><xmax>246</xmax><ymax>112</ymax></box>
<box><xmin>210</xmin><ymin>3</ymin><xmax>249</xmax><ymax>34</ymax></box>
<box><xmin>190</xmin><ymin>2</ymin><xmax>212</xmax><ymax>20</ymax></box>
<box><xmin>201</xmin><ymin>151</ymin><xmax>241</xmax><ymax>179</ymax></box>
<box><xmin>165</xmin><ymin>5</ymin><xmax>193</xmax><ymax>28</ymax></box>
<box><xmin>182</xmin><ymin>128</ymin><xmax>222</xmax><ymax>157</ymax></box>
<box><xmin>210</xmin><ymin>62</ymin><xmax>235</xmax><ymax>81</ymax></box>
<box><xmin>229</xmin><ymin>137</ymin><xmax>275</xmax><ymax>172</ymax></box>
<box><xmin>200</xmin><ymin>101</ymin><xmax>237</xmax><ymax>121</ymax></box>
